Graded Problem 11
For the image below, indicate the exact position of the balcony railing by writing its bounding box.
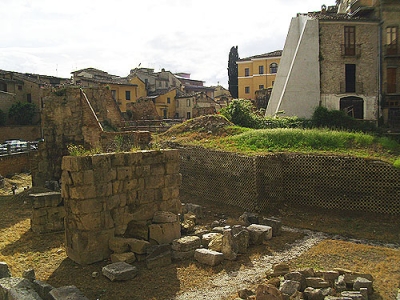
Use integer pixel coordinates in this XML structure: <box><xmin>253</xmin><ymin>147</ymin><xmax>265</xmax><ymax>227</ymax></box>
<box><xmin>340</xmin><ymin>81</ymin><xmax>363</xmax><ymax>94</ymax></box>
<box><xmin>341</xmin><ymin>44</ymin><xmax>361</xmax><ymax>57</ymax></box>
<box><xmin>384</xmin><ymin>45</ymin><xmax>400</xmax><ymax>57</ymax></box>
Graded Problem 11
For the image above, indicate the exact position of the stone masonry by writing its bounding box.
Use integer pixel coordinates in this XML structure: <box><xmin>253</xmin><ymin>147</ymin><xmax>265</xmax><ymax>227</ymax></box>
<box><xmin>61</xmin><ymin>150</ymin><xmax>182</xmax><ymax>264</ymax></box>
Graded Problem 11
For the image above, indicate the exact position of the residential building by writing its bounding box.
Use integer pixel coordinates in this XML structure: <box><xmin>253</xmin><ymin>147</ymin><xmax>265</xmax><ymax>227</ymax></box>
<box><xmin>212</xmin><ymin>85</ymin><xmax>232</xmax><ymax>109</ymax></box>
<box><xmin>266</xmin><ymin>0</ymin><xmax>400</xmax><ymax>129</ymax></box>
<box><xmin>237</xmin><ymin>50</ymin><xmax>282</xmax><ymax>106</ymax></box>
<box><xmin>175</xmin><ymin>91</ymin><xmax>218</xmax><ymax>120</ymax></box>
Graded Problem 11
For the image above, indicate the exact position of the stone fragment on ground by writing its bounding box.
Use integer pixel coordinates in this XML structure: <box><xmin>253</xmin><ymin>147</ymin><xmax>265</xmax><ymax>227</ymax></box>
<box><xmin>49</xmin><ymin>285</ymin><xmax>89</xmax><ymax>300</ymax></box>
<box><xmin>221</xmin><ymin>228</ymin><xmax>238</xmax><ymax>261</ymax></box>
<box><xmin>110</xmin><ymin>252</ymin><xmax>136</xmax><ymax>264</ymax></box>
<box><xmin>102</xmin><ymin>262</ymin><xmax>138</xmax><ymax>281</ymax></box>
<box><xmin>260</xmin><ymin>217</ymin><xmax>282</xmax><ymax>237</ymax></box>
<box><xmin>255</xmin><ymin>284</ymin><xmax>283</xmax><ymax>300</ymax></box>
<box><xmin>0</xmin><ymin>262</ymin><xmax>11</xmax><ymax>279</ymax></box>
<box><xmin>194</xmin><ymin>248</ymin><xmax>224</xmax><ymax>266</ymax></box>
<box><xmin>146</xmin><ymin>244</ymin><xmax>172</xmax><ymax>269</ymax></box>
<box><xmin>149</xmin><ymin>221</ymin><xmax>181</xmax><ymax>244</ymax></box>
<box><xmin>247</xmin><ymin>224</ymin><xmax>272</xmax><ymax>245</ymax></box>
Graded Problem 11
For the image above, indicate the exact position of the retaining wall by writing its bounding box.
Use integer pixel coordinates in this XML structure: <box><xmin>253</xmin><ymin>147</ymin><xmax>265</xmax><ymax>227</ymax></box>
<box><xmin>0</xmin><ymin>152</ymin><xmax>33</xmax><ymax>177</ymax></box>
<box><xmin>61</xmin><ymin>150</ymin><xmax>181</xmax><ymax>264</ymax></box>
<box><xmin>178</xmin><ymin>147</ymin><xmax>400</xmax><ymax>215</ymax></box>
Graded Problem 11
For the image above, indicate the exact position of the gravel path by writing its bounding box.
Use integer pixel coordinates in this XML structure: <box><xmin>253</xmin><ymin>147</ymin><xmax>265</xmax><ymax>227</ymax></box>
<box><xmin>173</xmin><ymin>228</ymin><xmax>328</xmax><ymax>300</ymax></box>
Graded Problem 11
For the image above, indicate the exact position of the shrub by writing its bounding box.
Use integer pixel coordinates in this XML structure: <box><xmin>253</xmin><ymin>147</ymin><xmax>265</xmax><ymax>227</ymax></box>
<box><xmin>8</xmin><ymin>101</ymin><xmax>37</xmax><ymax>125</ymax></box>
<box><xmin>394</xmin><ymin>158</ymin><xmax>400</xmax><ymax>169</ymax></box>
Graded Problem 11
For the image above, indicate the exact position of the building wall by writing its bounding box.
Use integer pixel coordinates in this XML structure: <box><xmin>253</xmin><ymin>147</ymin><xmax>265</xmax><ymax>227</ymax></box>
<box><xmin>0</xmin><ymin>152</ymin><xmax>32</xmax><ymax>177</ymax></box>
<box><xmin>319</xmin><ymin>20</ymin><xmax>379</xmax><ymax>121</ymax></box>
<box><xmin>0</xmin><ymin>125</ymin><xmax>41</xmax><ymax>142</ymax></box>
<box><xmin>238</xmin><ymin>57</ymin><xmax>280</xmax><ymax>100</ymax></box>
<box><xmin>155</xmin><ymin>89</ymin><xmax>177</xmax><ymax>119</ymax></box>
<box><xmin>266</xmin><ymin>16</ymin><xmax>321</xmax><ymax>118</ymax></box>
<box><xmin>109</xmin><ymin>84</ymin><xmax>138</xmax><ymax>113</ymax></box>
<box><xmin>175</xmin><ymin>96</ymin><xmax>194</xmax><ymax>119</ymax></box>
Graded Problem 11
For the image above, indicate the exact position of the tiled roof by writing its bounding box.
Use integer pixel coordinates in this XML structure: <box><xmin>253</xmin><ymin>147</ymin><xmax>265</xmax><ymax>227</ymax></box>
<box><xmin>238</xmin><ymin>50</ymin><xmax>283</xmax><ymax>62</ymax></box>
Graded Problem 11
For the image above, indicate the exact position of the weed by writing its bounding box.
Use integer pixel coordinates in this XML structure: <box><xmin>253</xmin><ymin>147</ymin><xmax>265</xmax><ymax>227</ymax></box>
<box><xmin>67</xmin><ymin>144</ymin><xmax>102</xmax><ymax>156</ymax></box>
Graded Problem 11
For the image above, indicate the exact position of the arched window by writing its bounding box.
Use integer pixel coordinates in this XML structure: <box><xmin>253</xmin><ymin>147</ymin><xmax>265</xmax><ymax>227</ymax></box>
<box><xmin>270</xmin><ymin>63</ymin><xmax>278</xmax><ymax>74</ymax></box>
<box><xmin>340</xmin><ymin>96</ymin><xmax>364</xmax><ymax>119</ymax></box>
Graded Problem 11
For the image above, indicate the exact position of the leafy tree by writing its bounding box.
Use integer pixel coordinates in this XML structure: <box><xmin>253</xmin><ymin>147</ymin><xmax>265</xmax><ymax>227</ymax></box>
<box><xmin>228</xmin><ymin>46</ymin><xmax>239</xmax><ymax>99</ymax></box>
<box><xmin>0</xmin><ymin>109</ymin><xmax>6</xmax><ymax>126</ymax></box>
<box><xmin>220</xmin><ymin>99</ymin><xmax>257</xmax><ymax>128</ymax></box>
<box><xmin>8</xmin><ymin>101</ymin><xmax>37</xmax><ymax>125</ymax></box>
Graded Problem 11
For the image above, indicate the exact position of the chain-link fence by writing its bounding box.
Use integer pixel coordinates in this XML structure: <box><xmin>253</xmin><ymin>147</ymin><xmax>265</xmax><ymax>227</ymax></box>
<box><xmin>176</xmin><ymin>146</ymin><xmax>400</xmax><ymax>215</ymax></box>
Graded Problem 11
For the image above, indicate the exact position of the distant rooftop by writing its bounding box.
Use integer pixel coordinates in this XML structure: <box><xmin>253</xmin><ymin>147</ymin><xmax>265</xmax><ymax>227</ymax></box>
<box><xmin>238</xmin><ymin>50</ymin><xmax>283</xmax><ymax>62</ymax></box>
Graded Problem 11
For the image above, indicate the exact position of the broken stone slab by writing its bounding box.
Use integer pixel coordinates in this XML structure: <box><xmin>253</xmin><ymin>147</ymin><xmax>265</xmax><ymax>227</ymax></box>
<box><xmin>260</xmin><ymin>216</ymin><xmax>282</xmax><ymax>237</ymax></box>
<box><xmin>272</xmin><ymin>262</ymin><xmax>290</xmax><ymax>277</ymax></box>
<box><xmin>109</xmin><ymin>237</ymin><xmax>130</xmax><ymax>254</ymax></box>
<box><xmin>221</xmin><ymin>229</ymin><xmax>238</xmax><ymax>261</ymax></box>
<box><xmin>172</xmin><ymin>250</ymin><xmax>196</xmax><ymax>261</ymax></box>
<box><xmin>284</xmin><ymin>271</ymin><xmax>306</xmax><ymax>291</ymax></box>
<box><xmin>247</xmin><ymin>224</ymin><xmax>272</xmax><ymax>245</ymax></box>
<box><xmin>22</xmin><ymin>269</ymin><xmax>36</xmax><ymax>282</ymax></box>
<box><xmin>353</xmin><ymin>277</ymin><xmax>373</xmax><ymax>294</ymax></box>
<box><xmin>49</xmin><ymin>285</ymin><xmax>89</xmax><ymax>299</ymax></box>
<box><xmin>323</xmin><ymin>270</ymin><xmax>340</xmax><ymax>283</ymax></box>
<box><xmin>152</xmin><ymin>211</ymin><xmax>178</xmax><ymax>223</ymax></box>
<box><xmin>32</xmin><ymin>280</ymin><xmax>54</xmax><ymax>300</ymax></box>
<box><xmin>110</xmin><ymin>252</ymin><xmax>136</xmax><ymax>264</ymax></box>
<box><xmin>341</xmin><ymin>290</ymin><xmax>363</xmax><ymax>299</ymax></box>
<box><xmin>8</xmin><ymin>286</ymin><xmax>42</xmax><ymax>300</ymax></box>
<box><xmin>183</xmin><ymin>203</ymin><xmax>203</xmax><ymax>218</ymax></box>
<box><xmin>233</xmin><ymin>228</ymin><xmax>249</xmax><ymax>254</ymax></box>
<box><xmin>127</xmin><ymin>238</ymin><xmax>151</xmax><ymax>255</ymax></box>
<box><xmin>211</xmin><ymin>226</ymin><xmax>230</xmax><ymax>233</ymax></box>
<box><xmin>335</xmin><ymin>275</ymin><xmax>347</xmax><ymax>293</ymax></box>
<box><xmin>171</xmin><ymin>236</ymin><xmax>201</xmax><ymax>252</ymax></box>
<box><xmin>29</xmin><ymin>192</ymin><xmax>62</xmax><ymax>209</ymax></box>
<box><xmin>343</xmin><ymin>273</ymin><xmax>373</xmax><ymax>286</ymax></box>
<box><xmin>148</xmin><ymin>221</ymin><xmax>181</xmax><ymax>245</ymax></box>
<box><xmin>125</xmin><ymin>221</ymin><xmax>149</xmax><ymax>240</ymax></box>
<box><xmin>303</xmin><ymin>287</ymin><xmax>324</xmax><ymax>300</ymax></box>
<box><xmin>194</xmin><ymin>249</ymin><xmax>224</xmax><ymax>266</ymax></box>
<box><xmin>102</xmin><ymin>262</ymin><xmax>138</xmax><ymax>282</ymax></box>
<box><xmin>0</xmin><ymin>277</ymin><xmax>40</xmax><ymax>300</ymax></box>
<box><xmin>255</xmin><ymin>284</ymin><xmax>283</xmax><ymax>300</ymax></box>
<box><xmin>279</xmin><ymin>279</ymin><xmax>300</xmax><ymax>296</ymax></box>
<box><xmin>208</xmin><ymin>234</ymin><xmax>223</xmax><ymax>252</ymax></box>
<box><xmin>0</xmin><ymin>262</ymin><xmax>11</xmax><ymax>279</ymax></box>
<box><xmin>306</xmin><ymin>277</ymin><xmax>330</xmax><ymax>289</ymax></box>
<box><xmin>201</xmin><ymin>232</ymin><xmax>222</xmax><ymax>248</ymax></box>
<box><xmin>146</xmin><ymin>244</ymin><xmax>172</xmax><ymax>269</ymax></box>
<box><xmin>239</xmin><ymin>212</ymin><xmax>259</xmax><ymax>226</ymax></box>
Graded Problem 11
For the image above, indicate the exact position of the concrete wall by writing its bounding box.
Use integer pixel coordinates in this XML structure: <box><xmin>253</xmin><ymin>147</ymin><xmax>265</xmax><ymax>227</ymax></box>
<box><xmin>61</xmin><ymin>150</ymin><xmax>181</xmax><ymax>264</ymax></box>
<box><xmin>178</xmin><ymin>147</ymin><xmax>400</xmax><ymax>215</ymax></box>
<box><xmin>0</xmin><ymin>125</ymin><xmax>41</xmax><ymax>142</ymax></box>
<box><xmin>266</xmin><ymin>16</ymin><xmax>320</xmax><ymax>118</ymax></box>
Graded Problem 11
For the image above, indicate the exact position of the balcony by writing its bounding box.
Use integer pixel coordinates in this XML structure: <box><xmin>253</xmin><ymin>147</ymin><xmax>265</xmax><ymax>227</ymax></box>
<box><xmin>341</xmin><ymin>44</ymin><xmax>361</xmax><ymax>58</ymax></box>
<box><xmin>384</xmin><ymin>45</ymin><xmax>400</xmax><ymax>58</ymax></box>
<box><xmin>340</xmin><ymin>81</ymin><xmax>364</xmax><ymax>94</ymax></box>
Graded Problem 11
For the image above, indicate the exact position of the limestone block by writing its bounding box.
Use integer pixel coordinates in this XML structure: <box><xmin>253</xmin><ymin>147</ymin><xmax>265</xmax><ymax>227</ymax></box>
<box><xmin>303</xmin><ymin>287</ymin><xmax>323</xmax><ymax>300</ymax></box>
<box><xmin>110</xmin><ymin>153</ymin><xmax>126</xmax><ymax>167</ymax></box>
<box><xmin>150</xmin><ymin>163</ymin><xmax>165</xmax><ymax>175</ymax></box>
<box><xmin>280</xmin><ymin>280</ymin><xmax>300</xmax><ymax>296</ymax></box>
<box><xmin>334</xmin><ymin>275</ymin><xmax>347</xmax><ymax>293</ymax></box>
<box><xmin>172</xmin><ymin>250</ymin><xmax>195</xmax><ymax>261</ymax></box>
<box><xmin>323</xmin><ymin>270</ymin><xmax>340</xmax><ymax>282</ymax></box>
<box><xmin>233</xmin><ymin>228</ymin><xmax>249</xmax><ymax>254</ymax></box>
<box><xmin>135</xmin><ymin>165</ymin><xmax>151</xmax><ymax>178</ymax></box>
<box><xmin>110</xmin><ymin>252</ymin><xmax>136</xmax><ymax>264</ymax></box>
<box><xmin>125</xmin><ymin>221</ymin><xmax>149</xmax><ymax>240</ymax></box>
<box><xmin>153</xmin><ymin>211</ymin><xmax>178</xmax><ymax>223</ymax></box>
<box><xmin>146</xmin><ymin>244</ymin><xmax>172</xmax><ymax>269</ymax></box>
<box><xmin>158</xmin><ymin>198</ymin><xmax>182</xmax><ymax>215</ymax></box>
<box><xmin>284</xmin><ymin>271</ymin><xmax>306</xmax><ymax>291</ymax></box>
<box><xmin>144</xmin><ymin>175</ymin><xmax>165</xmax><ymax>189</ymax></box>
<box><xmin>68</xmin><ymin>198</ymin><xmax>103</xmax><ymax>215</ymax></box>
<box><xmin>255</xmin><ymin>284</ymin><xmax>283</xmax><ymax>300</ymax></box>
<box><xmin>102</xmin><ymin>262</ymin><xmax>138</xmax><ymax>282</ymax></box>
<box><xmin>260</xmin><ymin>217</ymin><xmax>282</xmax><ymax>236</ymax></box>
<box><xmin>247</xmin><ymin>224</ymin><xmax>272</xmax><ymax>245</ymax></box>
<box><xmin>149</xmin><ymin>221</ymin><xmax>181</xmax><ymax>245</ymax></box>
<box><xmin>305</xmin><ymin>277</ymin><xmax>330</xmax><ymax>289</ymax></box>
<box><xmin>75</xmin><ymin>212</ymin><xmax>102</xmax><ymax>231</ymax></box>
<box><xmin>341</xmin><ymin>291</ymin><xmax>363</xmax><ymax>299</ymax></box>
<box><xmin>194</xmin><ymin>249</ymin><xmax>224</xmax><ymax>266</ymax></box>
<box><xmin>83</xmin><ymin>170</ymin><xmax>94</xmax><ymax>185</ymax></box>
<box><xmin>171</xmin><ymin>236</ymin><xmax>201</xmax><ymax>252</ymax></box>
<box><xmin>222</xmin><ymin>229</ymin><xmax>238</xmax><ymax>261</ymax></box>
<box><xmin>165</xmin><ymin>162</ymin><xmax>180</xmax><ymax>175</ymax></box>
<box><xmin>109</xmin><ymin>237</ymin><xmax>130</xmax><ymax>253</ymax></box>
<box><xmin>127</xmin><ymin>238</ymin><xmax>151</xmax><ymax>255</ymax></box>
<box><xmin>69</xmin><ymin>185</ymin><xmax>96</xmax><ymax>200</ymax></box>
<box><xmin>201</xmin><ymin>232</ymin><xmax>222</xmax><ymax>248</ymax></box>
<box><xmin>137</xmin><ymin>189</ymin><xmax>159</xmax><ymax>204</ymax></box>
<box><xmin>32</xmin><ymin>280</ymin><xmax>54</xmax><ymax>300</ymax></box>
<box><xmin>161</xmin><ymin>187</ymin><xmax>180</xmax><ymax>201</ymax></box>
<box><xmin>29</xmin><ymin>192</ymin><xmax>62</xmax><ymax>209</ymax></box>
<box><xmin>344</xmin><ymin>273</ymin><xmax>373</xmax><ymax>285</ymax></box>
<box><xmin>0</xmin><ymin>262</ymin><xmax>11</xmax><ymax>279</ymax></box>
<box><xmin>239</xmin><ymin>212</ymin><xmax>259</xmax><ymax>226</ymax></box>
<box><xmin>8</xmin><ymin>286</ymin><xmax>42</xmax><ymax>300</ymax></box>
<box><xmin>91</xmin><ymin>155</ymin><xmax>112</xmax><ymax>172</ymax></box>
<box><xmin>165</xmin><ymin>174</ymin><xmax>182</xmax><ymax>187</ymax></box>
<box><xmin>95</xmin><ymin>182</ymin><xmax>113</xmax><ymax>197</ymax></box>
<box><xmin>66</xmin><ymin>228</ymin><xmax>114</xmax><ymax>265</ymax></box>
<box><xmin>130</xmin><ymin>202</ymin><xmax>159</xmax><ymax>222</ymax></box>
<box><xmin>22</xmin><ymin>269</ymin><xmax>35</xmax><ymax>282</ymax></box>
<box><xmin>208</xmin><ymin>234</ymin><xmax>223</xmax><ymax>252</ymax></box>
<box><xmin>0</xmin><ymin>278</ymin><xmax>38</xmax><ymax>300</ymax></box>
<box><xmin>273</xmin><ymin>262</ymin><xmax>290</xmax><ymax>276</ymax></box>
<box><xmin>183</xmin><ymin>203</ymin><xmax>203</xmax><ymax>217</ymax></box>
<box><xmin>353</xmin><ymin>277</ymin><xmax>373</xmax><ymax>294</ymax></box>
<box><xmin>123</xmin><ymin>179</ymin><xmax>140</xmax><ymax>192</ymax></box>
<box><xmin>49</xmin><ymin>285</ymin><xmax>89</xmax><ymax>300</ymax></box>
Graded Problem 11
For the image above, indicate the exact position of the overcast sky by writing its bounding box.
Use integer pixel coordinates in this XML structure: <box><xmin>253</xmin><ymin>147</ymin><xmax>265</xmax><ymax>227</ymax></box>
<box><xmin>1</xmin><ymin>0</ymin><xmax>331</xmax><ymax>88</ymax></box>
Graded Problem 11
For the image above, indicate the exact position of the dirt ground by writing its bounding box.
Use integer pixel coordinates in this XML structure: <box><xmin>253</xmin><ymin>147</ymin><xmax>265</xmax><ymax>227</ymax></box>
<box><xmin>0</xmin><ymin>174</ymin><xmax>399</xmax><ymax>299</ymax></box>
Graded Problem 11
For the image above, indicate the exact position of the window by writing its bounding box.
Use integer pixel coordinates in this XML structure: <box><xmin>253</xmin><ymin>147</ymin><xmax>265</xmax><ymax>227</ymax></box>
<box><xmin>176</xmin><ymin>100</ymin><xmax>179</xmax><ymax>108</ymax></box>
<box><xmin>387</xmin><ymin>26</ymin><xmax>398</xmax><ymax>55</ymax></box>
<box><xmin>111</xmin><ymin>90</ymin><xmax>116</xmax><ymax>100</ymax></box>
<box><xmin>125</xmin><ymin>91</ymin><xmax>131</xmax><ymax>100</ymax></box>
<box><xmin>345</xmin><ymin>64</ymin><xmax>356</xmax><ymax>93</ymax></box>
<box><xmin>245</xmin><ymin>68</ymin><xmax>250</xmax><ymax>77</ymax></box>
<box><xmin>0</xmin><ymin>83</ymin><xmax>6</xmax><ymax>92</ymax></box>
<box><xmin>344</xmin><ymin>26</ymin><xmax>356</xmax><ymax>56</ymax></box>
<box><xmin>27</xmin><ymin>93</ymin><xmax>32</xmax><ymax>103</ymax></box>
<box><xmin>167</xmin><ymin>97</ymin><xmax>171</xmax><ymax>104</ymax></box>
<box><xmin>163</xmin><ymin>109</ymin><xmax>167</xmax><ymax>119</ymax></box>
<box><xmin>270</xmin><ymin>63</ymin><xmax>278</xmax><ymax>74</ymax></box>
<box><xmin>187</xmin><ymin>99</ymin><xmax>191</xmax><ymax>107</ymax></box>
<box><xmin>259</xmin><ymin>66</ymin><xmax>264</xmax><ymax>75</ymax></box>
<box><xmin>259</xmin><ymin>85</ymin><xmax>264</xmax><ymax>90</ymax></box>
<box><xmin>186</xmin><ymin>112</ymin><xmax>191</xmax><ymax>119</ymax></box>
<box><xmin>387</xmin><ymin>67</ymin><xmax>397</xmax><ymax>94</ymax></box>
<box><xmin>245</xmin><ymin>86</ymin><xmax>250</xmax><ymax>94</ymax></box>
<box><xmin>18</xmin><ymin>85</ymin><xmax>22</xmax><ymax>91</ymax></box>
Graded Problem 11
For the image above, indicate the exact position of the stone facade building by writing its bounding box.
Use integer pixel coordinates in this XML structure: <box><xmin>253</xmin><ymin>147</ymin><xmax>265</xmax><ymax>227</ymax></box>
<box><xmin>266</xmin><ymin>0</ymin><xmax>400</xmax><ymax>128</ymax></box>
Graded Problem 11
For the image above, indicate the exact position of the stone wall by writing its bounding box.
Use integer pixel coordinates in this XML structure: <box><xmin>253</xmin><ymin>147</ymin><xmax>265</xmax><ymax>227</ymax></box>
<box><xmin>32</xmin><ymin>87</ymin><xmax>151</xmax><ymax>187</ymax></box>
<box><xmin>0</xmin><ymin>125</ymin><xmax>41</xmax><ymax>142</ymax></box>
<box><xmin>0</xmin><ymin>153</ymin><xmax>32</xmax><ymax>177</ymax></box>
<box><xmin>61</xmin><ymin>150</ymin><xmax>181</xmax><ymax>264</ymax></box>
<box><xmin>178</xmin><ymin>147</ymin><xmax>400</xmax><ymax>215</ymax></box>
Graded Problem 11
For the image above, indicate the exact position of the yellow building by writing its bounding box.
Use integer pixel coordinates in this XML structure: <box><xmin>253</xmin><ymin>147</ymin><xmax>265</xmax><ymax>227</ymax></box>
<box><xmin>153</xmin><ymin>88</ymin><xmax>177</xmax><ymax>119</ymax></box>
<box><xmin>237</xmin><ymin>50</ymin><xmax>282</xmax><ymax>101</ymax></box>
